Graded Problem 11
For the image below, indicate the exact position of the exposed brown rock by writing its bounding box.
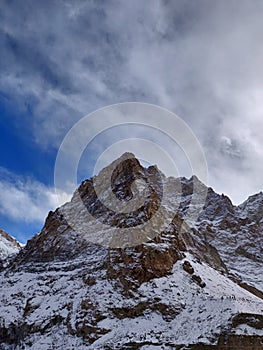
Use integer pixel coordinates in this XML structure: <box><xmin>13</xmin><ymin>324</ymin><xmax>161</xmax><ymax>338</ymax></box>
<box><xmin>183</xmin><ymin>260</ymin><xmax>194</xmax><ymax>274</ymax></box>
<box><xmin>192</xmin><ymin>274</ymin><xmax>206</xmax><ymax>288</ymax></box>
<box><xmin>106</xmin><ymin>237</ymin><xmax>184</xmax><ymax>290</ymax></box>
<box><xmin>111</xmin><ymin>300</ymin><xmax>181</xmax><ymax>322</ymax></box>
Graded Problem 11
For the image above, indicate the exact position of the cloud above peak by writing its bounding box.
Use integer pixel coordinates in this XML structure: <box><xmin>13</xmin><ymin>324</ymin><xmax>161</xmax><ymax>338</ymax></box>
<box><xmin>1</xmin><ymin>0</ymin><xmax>263</xmax><ymax>204</ymax></box>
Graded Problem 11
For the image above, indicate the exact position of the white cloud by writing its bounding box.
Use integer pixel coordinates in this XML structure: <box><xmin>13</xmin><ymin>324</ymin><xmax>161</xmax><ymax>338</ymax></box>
<box><xmin>0</xmin><ymin>168</ymin><xmax>71</xmax><ymax>223</ymax></box>
<box><xmin>1</xmin><ymin>0</ymin><xmax>263</xmax><ymax>204</ymax></box>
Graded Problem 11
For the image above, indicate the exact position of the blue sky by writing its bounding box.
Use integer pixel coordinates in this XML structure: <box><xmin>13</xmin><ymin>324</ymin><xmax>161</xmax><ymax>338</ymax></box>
<box><xmin>1</xmin><ymin>0</ymin><xmax>263</xmax><ymax>243</ymax></box>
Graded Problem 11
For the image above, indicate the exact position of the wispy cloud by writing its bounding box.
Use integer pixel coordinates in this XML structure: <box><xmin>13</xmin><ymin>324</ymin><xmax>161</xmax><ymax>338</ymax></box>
<box><xmin>0</xmin><ymin>168</ymin><xmax>71</xmax><ymax>223</ymax></box>
<box><xmin>1</xmin><ymin>0</ymin><xmax>263</xmax><ymax>203</ymax></box>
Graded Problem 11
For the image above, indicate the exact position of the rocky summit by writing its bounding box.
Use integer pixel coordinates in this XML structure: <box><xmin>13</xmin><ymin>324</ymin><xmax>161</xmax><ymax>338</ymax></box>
<box><xmin>0</xmin><ymin>153</ymin><xmax>262</xmax><ymax>349</ymax></box>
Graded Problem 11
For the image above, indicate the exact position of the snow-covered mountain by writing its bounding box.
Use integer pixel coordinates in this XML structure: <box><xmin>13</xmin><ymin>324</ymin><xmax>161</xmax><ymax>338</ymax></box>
<box><xmin>177</xmin><ymin>179</ymin><xmax>263</xmax><ymax>293</ymax></box>
<box><xmin>0</xmin><ymin>153</ymin><xmax>262</xmax><ymax>349</ymax></box>
<box><xmin>0</xmin><ymin>229</ymin><xmax>21</xmax><ymax>261</ymax></box>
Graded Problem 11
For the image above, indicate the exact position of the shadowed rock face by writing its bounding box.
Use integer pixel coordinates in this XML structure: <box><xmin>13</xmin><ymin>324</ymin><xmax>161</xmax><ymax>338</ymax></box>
<box><xmin>78</xmin><ymin>155</ymin><xmax>163</xmax><ymax>228</ymax></box>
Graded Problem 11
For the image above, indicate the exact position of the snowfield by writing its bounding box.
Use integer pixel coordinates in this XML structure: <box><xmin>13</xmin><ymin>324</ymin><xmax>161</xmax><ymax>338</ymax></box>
<box><xmin>0</xmin><ymin>251</ymin><xmax>262</xmax><ymax>349</ymax></box>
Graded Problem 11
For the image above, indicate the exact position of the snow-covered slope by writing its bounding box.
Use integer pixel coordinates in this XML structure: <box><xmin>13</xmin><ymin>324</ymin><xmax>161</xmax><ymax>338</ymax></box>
<box><xmin>93</xmin><ymin>253</ymin><xmax>263</xmax><ymax>349</ymax></box>
<box><xmin>0</xmin><ymin>229</ymin><xmax>21</xmax><ymax>261</ymax></box>
<box><xmin>0</xmin><ymin>250</ymin><xmax>262</xmax><ymax>349</ymax></box>
<box><xmin>179</xmin><ymin>183</ymin><xmax>263</xmax><ymax>291</ymax></box>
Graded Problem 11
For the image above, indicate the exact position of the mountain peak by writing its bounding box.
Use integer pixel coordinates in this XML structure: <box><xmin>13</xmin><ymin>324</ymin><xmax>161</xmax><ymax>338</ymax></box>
<box><xmin>1</xmin><ymin>155</ymin><xmax>263</xmax><ymax>349</ymax></box>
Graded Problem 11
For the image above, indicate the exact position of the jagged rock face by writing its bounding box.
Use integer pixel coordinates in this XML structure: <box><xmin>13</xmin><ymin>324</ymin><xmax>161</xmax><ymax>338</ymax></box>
<box><xmin>163</xmin><ymin>172</ymin><xmax>262</xmax><ymax>290</ymax></box>
<box><xmin>12</xmin><ymin>153</ymin><xmax>186</xmax><ymax>290</ymax></box>
<box><xmin>187</xmin><ymin>187</ymin><xmax>263</xmax><ymax>290</ymax></box>
<box><xmin>12</xmin><ymin>210</ymin><xmax>95</xmax><ymax>265</ymax></box>
<box><xmin>10</xmin><ymin>152</ymin><xmax>262</xmax><ymax>288</ymax></box>
<box><xmin>238</xmin><ymin>192</ymin><xmax>263</xmax><ymax>222</ymax></box>
<box><xmin>0</xmin><ymin>153</ymin><xmax>263</xmax><ymax>349</ymax></box>
<box><xmin>78</xmin><ymin>156</ymin><xmax>163</xmax><ymax>229</ymax></box>
<box><xmin>15</xmin><ymin>154</ymin><xmax>222</xmax><ymax>269</ymax></box>
<box><xmin>106</xmin><ymin>225</ymin><xmax>186</xmax><ymax>291</ymax></box>
<box><xmin>0</xmin><ymin>229</ymin><xmax>21</xmax><ymax>261</ymax></box>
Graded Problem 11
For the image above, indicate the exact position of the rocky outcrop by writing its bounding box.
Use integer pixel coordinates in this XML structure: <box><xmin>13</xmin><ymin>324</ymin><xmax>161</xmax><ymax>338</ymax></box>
<box><xmin>183</xmin><ymin>260</ymin><xmax>194</xmax><ymax>274</ymax></box>
<box><xmin>106</xmin><ymin>232</ymin><xmax>185</xmax><ymax>290</ymax></box>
